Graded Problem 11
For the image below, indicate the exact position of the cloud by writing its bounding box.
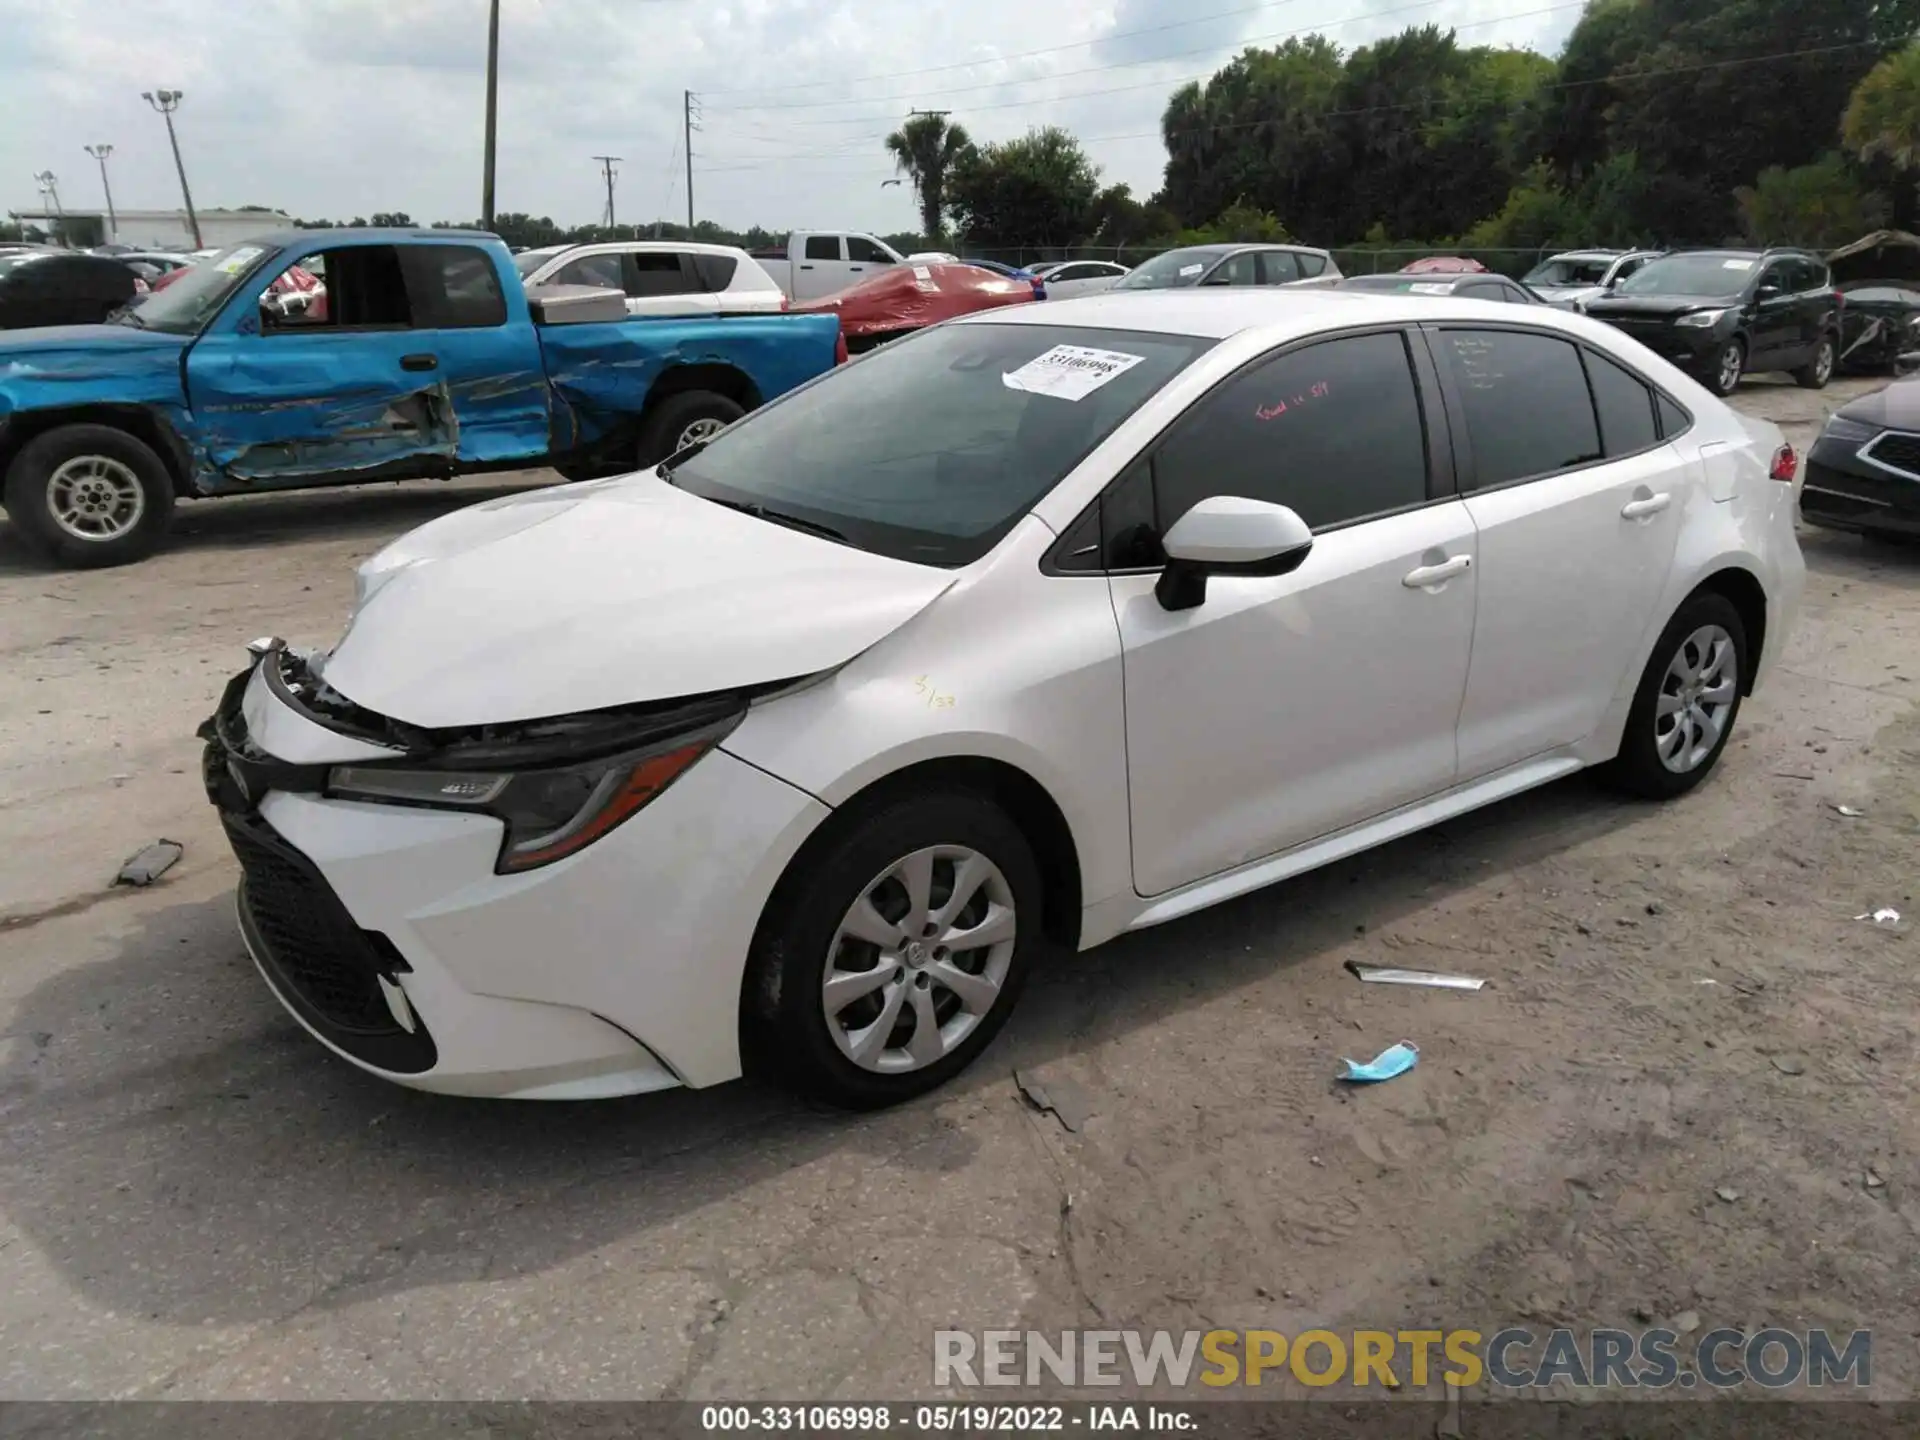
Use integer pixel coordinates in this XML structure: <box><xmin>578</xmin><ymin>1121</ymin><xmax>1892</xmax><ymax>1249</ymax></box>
<box><xmin>1</xmin><ymin>0</ymin><xmax>1581</xmax><ymax>235</ymax></box>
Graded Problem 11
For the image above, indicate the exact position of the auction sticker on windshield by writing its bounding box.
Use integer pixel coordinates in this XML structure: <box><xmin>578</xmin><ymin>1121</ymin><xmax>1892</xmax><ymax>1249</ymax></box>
<box><xmin>1178</xmin><ymin>264</ymin><xmax>1205</xmax><ymax>277</ymax></box>
<box><xmin>215</xmin><ymin>246</ymin><xmax>265</xmax><ymax>275</ymax></box>
<box><xmin>1001</xmin><ymin>344</ymin><xmax>1147</xmax><ymax>402</ymax></box>
<box><xmin>1722</xmin><ymin>258</ymin><xmax>1755</xmax><ymax>270</ymax></box>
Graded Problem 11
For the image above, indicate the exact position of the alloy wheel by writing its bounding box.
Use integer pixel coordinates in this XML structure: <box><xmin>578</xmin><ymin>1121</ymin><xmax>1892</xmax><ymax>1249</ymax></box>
<box><xmin>1814</xmin><ymin>340</ymin><xmax>1834</xmax><ymax>386</ymax></box>
<box><xmin>821</xmin><ymin>845</ymin><xmax>1017</xmax><ymax>1074</ymax></box>
<box><xmin>1655</xmin><ymin>624</ymin><xmax>1738</xmax><ymax>774</ymax></box>
<box><xmin>1717</xmin><ymin>344</ymin><xmax>1742</xmax><ymax>394</ymax></box>
<box><xmin>675</xmin><ymin>416</ymin><xmax>729</xmax><ymax>451</ymax></box>
<box><xmin>46</xmin><ymin>455</ymin><xmax>146</xmax><ymax>542</ymax></box>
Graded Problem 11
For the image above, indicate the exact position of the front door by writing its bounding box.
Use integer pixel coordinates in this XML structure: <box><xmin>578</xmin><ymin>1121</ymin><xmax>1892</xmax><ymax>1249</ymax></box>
<box><xmin>1749</xmin><ymin>258</ymin><xmax>1801</xmax><ymax>370</ymax></box>
<box><xmin>1428</xmin><ymin>327</ymin><xmax>1686</xmax><ymax>776</ymax></box>
<box><xmin>1113</xmin><ymin>329</ymin><xmax>1477</xmax><ymax>897</ymax></box>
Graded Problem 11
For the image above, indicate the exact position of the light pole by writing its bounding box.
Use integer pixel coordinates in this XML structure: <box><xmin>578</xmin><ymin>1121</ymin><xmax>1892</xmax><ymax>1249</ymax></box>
<box><xmin>141</xmin><ymin>89</ymin><xmax>203</xmax><ymax>249</ymax></box>
<box><xmin>84</xmin><ymin>144</ymin><xmax>117</xmax><ymax>243</ymax></box>
<box><xmin>32</xmin><ymin>171</ymin><xmax>66</xmax><ymax>247</ymax></box>
<box><xmin>482</xmin><ymin>0</ymin><xmax>500</xmax><ymax>230</ymax></box>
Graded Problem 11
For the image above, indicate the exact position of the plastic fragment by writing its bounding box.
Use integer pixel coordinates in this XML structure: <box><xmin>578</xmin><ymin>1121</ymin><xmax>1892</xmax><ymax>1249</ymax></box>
<box><xmin>1338</xmin><ymin>1041</ymin><xmax>1419</xmax><ymax>1084</ymax></box>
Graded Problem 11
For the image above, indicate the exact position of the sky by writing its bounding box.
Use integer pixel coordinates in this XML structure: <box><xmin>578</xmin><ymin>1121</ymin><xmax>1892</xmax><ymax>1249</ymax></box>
<box><xmin>1</xmin><ymin>0</ymin><xmax>1585</xmax><ymax>237</ymax></box>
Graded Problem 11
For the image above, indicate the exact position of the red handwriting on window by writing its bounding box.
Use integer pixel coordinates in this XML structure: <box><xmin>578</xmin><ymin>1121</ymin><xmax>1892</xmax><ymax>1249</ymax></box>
<box><xmin>1255</xmin><ymin>380</ymin><xmax>1330</xmax><ymax>421</ymax></box>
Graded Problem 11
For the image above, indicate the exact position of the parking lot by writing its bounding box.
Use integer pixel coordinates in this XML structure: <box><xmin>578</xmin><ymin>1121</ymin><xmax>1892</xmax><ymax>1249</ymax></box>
<box><xmin>2</xmin><ymin>374</ymin><xmax>1918</xmax><ymax>1402</ymax></box>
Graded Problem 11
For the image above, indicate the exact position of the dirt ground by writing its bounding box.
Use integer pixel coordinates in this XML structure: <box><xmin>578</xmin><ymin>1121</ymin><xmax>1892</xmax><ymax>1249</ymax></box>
<box><xmin>1</xmin><ymin>376</ymin><xmax>1917</xmax><ymax>1407</ymax></box>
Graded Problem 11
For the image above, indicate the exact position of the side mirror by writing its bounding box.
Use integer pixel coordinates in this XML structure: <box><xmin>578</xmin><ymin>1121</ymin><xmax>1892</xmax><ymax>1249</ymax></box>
<box><xmin>1757</xmin><ymin>283</ymin><xmax>1783</xmax><ymax>301</ymax></box>
<box><xmin>1154</xmin><ymin>496</ymin><xmax>1313</xmax><ymax>612</ymax></box>
<box><xmin>1896</xmin><ymin>351</ymin><xmax>1920</xmax><ymax>378</ymax></box>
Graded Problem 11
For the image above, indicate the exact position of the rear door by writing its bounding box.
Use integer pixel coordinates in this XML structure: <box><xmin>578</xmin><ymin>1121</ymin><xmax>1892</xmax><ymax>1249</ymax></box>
<box><xmin>398</xmin><ymin>242</ymin><xmax>552</xmax><ymax>463</ymax></box>
<box><xmin>1256</xmin><ymin>250</ymin><xmax>1300</xmax><ymax>286</ymax></box>
<box><xmin>620</xmin><ymin>251</ymin><xmax>717</xmax><ymax>318</ymax></box>
<box><xmin>1432</xmin><ymin>326</ymin><xmax>1687</xmax><ymax>776</ymax></box>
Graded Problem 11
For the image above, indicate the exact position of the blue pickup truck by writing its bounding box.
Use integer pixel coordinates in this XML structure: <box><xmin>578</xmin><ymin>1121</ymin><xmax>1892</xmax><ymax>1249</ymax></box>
<box><xmin>0</xmin><ymin>228</ymin><xmax>843</xmax><ymax>567</ymax></box>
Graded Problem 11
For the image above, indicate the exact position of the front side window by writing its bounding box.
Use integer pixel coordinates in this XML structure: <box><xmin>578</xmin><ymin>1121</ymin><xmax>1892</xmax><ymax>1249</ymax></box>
<box><xmin>259</xmin><ymin>247</ymin><xmax>410</xmax><ymax>332</ymax></box>
<box><xmin>1152</xmin><ymin>331</ymin><xmax>1430</xmax><ymax>532</ymax></box>
<box><xmin>667</xmin><ymin>323</ymin><xmax>1213</xmax><ymax>567</ymax></box>
<box><xmin>1208</xmin><ymin>252</ymin><xmax>1261</xmax><ymax>286</ymax></box>
<box><xmin>847</xmin><ymin>236</ymin><xmax>894</xmax><ymax>265</ymax></box>
<box><xmin>1436</xmin><ymin>329</ymin><xmax>1602</xmax><ymax>487</ymax></box>
<box><xmin>551</xmin><ymin>253</ymin><xmax>624</xmax><ymax>290</ymax></box>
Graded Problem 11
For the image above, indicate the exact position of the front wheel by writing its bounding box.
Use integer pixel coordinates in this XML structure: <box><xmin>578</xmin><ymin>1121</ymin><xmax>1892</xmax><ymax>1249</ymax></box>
<box><xmin>742</xmin><ymin>789</ymin><xmax>1044</xmax><ymax>1109</ymax></box>
<box><xmin>3</xmin><ymin>423</ymin><xmax>176</xmax><ymax>568</ymax></box>
<box><xmin>635</xmin><ymin>391</ymin><xmax>745</xmax><ymax>468</ymax></box>
<box><xmin>1603</xmin><ymin>591</ymin><xmax>1747</xmax><ymax>799</ymax></box>
<box><xmin>1708</xmin><ymin>339</ymin><xmax>1746</xmax><ymax>397</ymax></box>
<box><xmin>1794</xmin><ymin>335</ymin><xmax>1836</xmax><ymax>389</ymax></box>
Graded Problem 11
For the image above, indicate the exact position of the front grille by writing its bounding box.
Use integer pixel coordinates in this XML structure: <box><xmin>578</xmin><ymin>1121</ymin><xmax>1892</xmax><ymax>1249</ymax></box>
<box><xmin>225</xmin><ymin>817</ymin><xmax>402</xmax><ymax>1036</ymax></box>
<box><xmin>1863</xmin><ymin>431</ymin><xmax>1920</xmax><ymax>480</ymax></box>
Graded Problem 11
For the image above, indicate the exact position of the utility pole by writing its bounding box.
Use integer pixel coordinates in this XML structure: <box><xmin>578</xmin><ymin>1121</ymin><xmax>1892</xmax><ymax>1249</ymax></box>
<box><xmin>141</xmin><ymin>90</ymin><xmax>202</xmax><ymax>248</ymax></box>
<box><xmin>33</xmin><ymin>171</ymin><xmax>66</xmax><ymax>246</ymax></box>
<box><xmin>684</xmin><ymin>90</ymin><xmax>698</xmax><ymax>231</ymax></box>
<box><xmin>593</xmin><ymin>155</ymin><xmax>622</xmax><ymax>230</ymax></box>
<box><xmin>482</xmin><ymin>0</ymin><xmax>501</xmax><ymax>230</ymax></box>
<box><xmin>84</xmin><ymin>145</ymin><xmax>117</xmax><ymax>243</ymax></box>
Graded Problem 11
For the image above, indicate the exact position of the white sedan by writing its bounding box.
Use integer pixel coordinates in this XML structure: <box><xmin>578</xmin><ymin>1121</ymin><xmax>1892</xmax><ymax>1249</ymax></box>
<box><xmin>203</xmin><ymin>290</ymin><xmax>1804</xmax><ymax>1108</ymax></box>
<box><xmin>1032</xmin><ymin>260</ymin><xmax>1131</xmax><ymax>298</ymax></box>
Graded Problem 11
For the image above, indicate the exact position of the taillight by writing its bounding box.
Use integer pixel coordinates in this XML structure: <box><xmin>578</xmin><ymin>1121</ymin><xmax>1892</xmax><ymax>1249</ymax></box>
<box><xmin>1770</xmin><ymin>444</ymin><xmax>1796</xmax><ymax>483</ymax></box>
<box><xmin>834</xmin><ymin>331</ymin><xmax>849</xmax><ymax>365</ymax></box>
<box><xmin>779</xmin><ymin>295</ymin><xmax>790</xmax><ymax>312</ymax></box>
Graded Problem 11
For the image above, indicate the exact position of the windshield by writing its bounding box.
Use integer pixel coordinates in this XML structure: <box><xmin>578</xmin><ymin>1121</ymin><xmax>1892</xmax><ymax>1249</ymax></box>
<box><xmin>122</xmin><ymin>244</ymin><xmax>272</xmax><ymax>333</ymax></box>
<box><xmin>514</xmin><ymin>250</ymin><xmax>559</xmax><ymax>278</ymax></box>
<box><xmin>1618</xmin><ymin>255</ymin><xmax>1756</xmax><ymax>298</ymax></box>
<box><xmin>1113</xmin><ymin>249</ymin><xmax>1223</xmax><ymax>290</ymax></box>
<box><xmin>667</xmin><ymin>323</ymin><xmax>1213</xmax><ymax>566</ymax></box>
<box><xmin>1525</xmin><ymin>257</ymin><xmax>1612</xmax><ymax>287</ymax></box>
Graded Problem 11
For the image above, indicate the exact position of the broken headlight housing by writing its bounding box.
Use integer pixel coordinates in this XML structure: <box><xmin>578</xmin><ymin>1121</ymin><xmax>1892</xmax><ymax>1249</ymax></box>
<box><xmin>327</xmin><ymin>714</ymin><xmax>740</xmax><ymax>874</ymax></box>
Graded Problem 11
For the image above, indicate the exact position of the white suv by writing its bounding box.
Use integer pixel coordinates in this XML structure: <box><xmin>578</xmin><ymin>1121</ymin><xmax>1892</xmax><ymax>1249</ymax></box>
<box><xmin>205</xmin><ymin>290</ymin><xmax>1803</xmax><ymax>1109</ymax></box>
<box><xmin>514</xmin><ymin>241</ymin><xmax>786</xmax><ymax>317</ymax></box>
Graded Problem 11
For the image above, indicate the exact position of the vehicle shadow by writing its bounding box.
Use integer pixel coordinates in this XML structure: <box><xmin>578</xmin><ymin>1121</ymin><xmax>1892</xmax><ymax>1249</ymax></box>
<box><xmin>0</xmin><ymin>474</ymin><xmax>561</xmax><ymax>576</ymax></box>
<box><xmin>0</xmin><ymin>769</ymin><xmax>1649</xmax><ymax>1330</ymax></box>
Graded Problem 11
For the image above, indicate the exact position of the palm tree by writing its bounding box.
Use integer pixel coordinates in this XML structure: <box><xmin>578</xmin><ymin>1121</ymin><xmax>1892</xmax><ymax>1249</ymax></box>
<box><xmin>1845</xmin><ymin>44</ymin><xmax>1920</xmax><ymax>172</ymax></box>
<box><xmin>885</xmin><ymin>114</ymin><xmax>973</xmax><ymax>242</ymax></box>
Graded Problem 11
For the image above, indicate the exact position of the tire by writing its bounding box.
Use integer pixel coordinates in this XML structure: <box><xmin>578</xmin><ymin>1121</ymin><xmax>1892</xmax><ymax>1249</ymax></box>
<box><xmin>742</xmin><ymin>787</ymin><xmax>1045</xmax><ymax>1109</ymax></box>
<box><xmin>1603</xmin><ymin>591</ymin><xmax>1748</xmax><ymax>800</ymax></box>
<box><xmin>1794</xmin><ymin>333</ymin><xmax>1836</xmax><ymax>389</ymax></box>
<box><xmin>1707</xmin><ymin>339</ymin><xmax>1745</xmax><ymax>397</ymax></box>
<box><xmin>3</xmin><ymin>423</ymin><xmax>175</xmax><ymax>569</ymax></box>
<box><xmin>635</xmin><ymin>390</ymin><xmax>745</xmax><ymax>468</ymax></box>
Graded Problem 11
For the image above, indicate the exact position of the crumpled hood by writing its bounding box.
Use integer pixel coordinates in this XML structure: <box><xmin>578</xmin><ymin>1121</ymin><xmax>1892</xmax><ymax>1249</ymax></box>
<box><xmin>319</xmin><ymin>474</ymin><xmax>957</xmax><ymax>728</ymax></box>
<box><xmin>1584</xmin><ymin>295</ymin><xmax>1726</xmax><ymax>321</ymax></box>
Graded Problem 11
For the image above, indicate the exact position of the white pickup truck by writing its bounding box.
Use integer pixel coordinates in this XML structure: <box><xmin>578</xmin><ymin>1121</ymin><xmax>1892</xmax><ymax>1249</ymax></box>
<box><xmin>750</xmin><ymin>232</ymin><xmax>907</xmax><ymax>302</ymax></box>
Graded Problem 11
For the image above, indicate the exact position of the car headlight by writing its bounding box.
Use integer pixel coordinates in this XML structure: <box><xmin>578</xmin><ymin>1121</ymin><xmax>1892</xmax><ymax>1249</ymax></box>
<box><xmin>1820</xmin><ymin>415</ymin><xmax>1882</xmax><ymax>446</ymax></box>
<box><xmin>1675</xmin><ymin>309</ymin><xmax>1728</xmax><ymax>328</ymax></box>
<box><xmin>327</xmin><ymin>719</ymin><xmax>735</xmax><ymax>873</ymax></box>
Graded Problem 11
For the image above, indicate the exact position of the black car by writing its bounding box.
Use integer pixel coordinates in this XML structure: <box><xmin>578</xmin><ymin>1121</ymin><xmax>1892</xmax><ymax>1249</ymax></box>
<box><xmin>1583</xmin><ymin>249</ymin><xmax>1838</xmax><ymax>398</ymax></box>
<box><xmin>1801</xmin><ymin>378</ymin><xmax>1920</xmax><ymax>541</ymax></box>
<box><xmin>0</xmin><ymin>251</ymin><xmax>139</xmax><ymax>329</ymax></box>
<box><xmin>1337</xmin><ymin>272</ymin><xmax>1540</xmax><ymax>304</ymax></box>
<box><xmin>1835</xmin><ymin>281</ymin><xmax>1920</xmax><ymax>371</ymax></box>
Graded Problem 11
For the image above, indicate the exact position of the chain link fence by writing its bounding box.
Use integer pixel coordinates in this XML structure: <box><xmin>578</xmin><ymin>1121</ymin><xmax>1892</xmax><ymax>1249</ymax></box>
<box><xmin>947</xmin><ymin>244</ymin><xmax>1566</xmax><ymax>280</ymax></box>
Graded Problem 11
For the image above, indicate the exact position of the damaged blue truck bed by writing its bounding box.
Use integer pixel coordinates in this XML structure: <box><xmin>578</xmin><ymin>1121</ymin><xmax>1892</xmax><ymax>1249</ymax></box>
<box><xmin>0</xmin><ymin>227</ymin><xmax>844</xmax><ymax>567</ymax></box>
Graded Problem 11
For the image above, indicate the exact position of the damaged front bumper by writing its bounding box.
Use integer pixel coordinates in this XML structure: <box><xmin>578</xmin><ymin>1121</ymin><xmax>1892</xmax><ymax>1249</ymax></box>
<box><xmin>199</xmin><ymin>643</ymin><xmax>830</xmax><ymax>1096</ymax></box>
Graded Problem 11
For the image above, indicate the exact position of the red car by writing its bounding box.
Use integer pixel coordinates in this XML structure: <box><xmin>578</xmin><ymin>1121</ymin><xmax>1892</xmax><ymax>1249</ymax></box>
<box><xmin>1400</xmin><ymin>255</ymin><xmax>1488</xmax><ymax>275</ymax></box>
<box><xmin>792</xmin><ymin>263</ymin><xmax>1035</xmax><ymax>352</ymax></box>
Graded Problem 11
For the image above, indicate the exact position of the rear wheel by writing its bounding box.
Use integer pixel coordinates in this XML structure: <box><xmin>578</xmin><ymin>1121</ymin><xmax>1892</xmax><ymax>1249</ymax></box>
<box><xmin>3</xmin><ymin>423</ymin><xmax>175</xmax><ymax>568</ymax></box>
<box><xmin>635</xmin><ymin>391</ymin><xmax>745</xmax><ymax>468</ymax></box>
<box><xmin>1603</xmin><ymin>591</ymin><xmax>1747</xmax><ymax>799</ymax></box>
<box><xmin>742</xmin><ymin>788</ymin><xmax>1043</xmax><ymax>1109</ymax></box>
<box><xmin>1708</xmin><ymin>339</ymin><xmax>1745</xmax><ymax>397</ymax></box>
<box><xmin>1794</xmin><ymin>334</ymin><xmax>1836</xmax><ymax>389</ymax></box>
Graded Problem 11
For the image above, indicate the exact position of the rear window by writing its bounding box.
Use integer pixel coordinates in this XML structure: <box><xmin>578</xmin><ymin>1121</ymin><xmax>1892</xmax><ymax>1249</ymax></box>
<box><xmin>667</xmin><ymin>324</ymin><xmax>1215</xmax><ymax>567</ymax></box>
<box><xmin>804</xmin><ymin>235</ymin><xmax>840</xmax><ymax>261</ymax></box>
<box><xmin>1296</xmin><ymin>252</ymin><xmax>1326</xmax><ymax>278</ymax></box>
<box><xmin>627</xmin><ymin>252</ymin><xmax>696</xmax><ymax>297</ymax></box>
<box><xmin>691</xmin><ymin>253</ymin><xmax>739</xmax><ymax>291</ymax></box>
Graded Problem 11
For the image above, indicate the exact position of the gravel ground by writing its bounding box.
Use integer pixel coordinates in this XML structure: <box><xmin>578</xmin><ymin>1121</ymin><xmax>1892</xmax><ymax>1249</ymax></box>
<box><xmin>1</xmin><ymin>375</ymin><xmax>1916</xmax><ymax>1406</ymax></box>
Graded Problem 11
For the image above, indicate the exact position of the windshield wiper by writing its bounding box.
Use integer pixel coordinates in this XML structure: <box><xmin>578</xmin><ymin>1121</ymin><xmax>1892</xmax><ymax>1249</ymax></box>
<box><xmin>112</xmin><ymin>307</ymin><xmax>147</xmax><ymax>328</ymax></box>
<box><xmin>655</xmin><ymin>438</ymin><xmax>712</xmax><ymax>478</ymax></box>
<box><xmin>701</xmin><ymin>494</ymin><xmax>848</xmax><ymax>545</ymax></box>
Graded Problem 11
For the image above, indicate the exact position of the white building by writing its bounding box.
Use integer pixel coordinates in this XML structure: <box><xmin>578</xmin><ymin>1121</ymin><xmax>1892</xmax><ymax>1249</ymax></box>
<box><xmin>6</xmin><ymin>207</ymin><xmax>295</xmax><ymax>251</ymax></box>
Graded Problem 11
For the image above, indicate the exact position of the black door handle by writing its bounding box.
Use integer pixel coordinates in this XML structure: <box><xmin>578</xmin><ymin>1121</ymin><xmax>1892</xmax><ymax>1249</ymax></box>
<box><xmin>400</xmin><ymin>354</ymin><xmax>438</xmax><ymax>372</ymax></box>
<box><xmin>799</xmin><ymin>264</ymin><xmax>815</xmax><ymax>270</ymax></box>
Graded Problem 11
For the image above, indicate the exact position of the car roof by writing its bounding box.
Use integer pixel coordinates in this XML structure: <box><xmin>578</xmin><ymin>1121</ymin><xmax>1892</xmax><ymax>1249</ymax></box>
<box><xmin>1546</xmin><ymin>250</ymin><xmax>1625</xmax><ymax>261</ymax></box>
<box><xmin>556</xmin><ymin>240</ymin><xmax>758</xmax><ymax>259</ymax></box>
<box><xmin>962</xmin><ymin>286</ymin><xmax>1584</xmax><ymax>341</ymax></box>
